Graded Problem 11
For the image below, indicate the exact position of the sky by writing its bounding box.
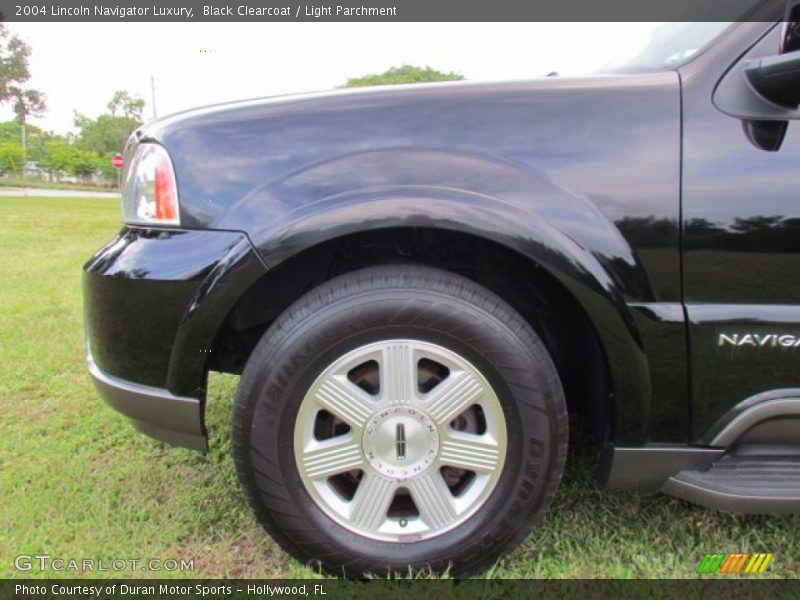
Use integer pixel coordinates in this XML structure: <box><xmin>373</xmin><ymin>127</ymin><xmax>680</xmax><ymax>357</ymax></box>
<box><xmin>2</xmin><ymin>22</ymin><xmax>661</xmax><ymax>134</ymax></box>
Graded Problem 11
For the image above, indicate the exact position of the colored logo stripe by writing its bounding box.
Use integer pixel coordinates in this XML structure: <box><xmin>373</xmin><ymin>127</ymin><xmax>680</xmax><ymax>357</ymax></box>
<box><xmin>744</xmin><ymin>553</ymin><xmax>774</xmax><ymax>574</ymax></box>
<box><xmin>697</xmin><ymin>553</ymin><xmax>773</xmax><ymax>574</ymax></box>
<box><xmin>697</xmin><ymin>554</ymin><xmax>726</xmax><ymax>574</ymax></box>
<box><xmin>719</xmin><ymin>553</ymin><xmax>748</xmax><ymax>573</ymax></box>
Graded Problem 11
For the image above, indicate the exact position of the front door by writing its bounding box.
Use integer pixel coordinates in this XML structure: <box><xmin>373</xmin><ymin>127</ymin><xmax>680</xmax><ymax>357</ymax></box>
<box><xmin>682</xmin><ymin>21</ymin><xmax>800</xmax><ymax>440</ymax></box>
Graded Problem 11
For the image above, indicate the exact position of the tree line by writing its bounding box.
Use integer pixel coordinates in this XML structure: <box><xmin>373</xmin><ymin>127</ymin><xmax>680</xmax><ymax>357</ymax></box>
<box><xmin>616</xmin><ymin>215</ymin><xmax>800</xmax><ymax>253</ymax></box>
<box><xmin>0</xmin><ymin>90</ymin><xmax>143</xmax><ymax>183</ymax></box>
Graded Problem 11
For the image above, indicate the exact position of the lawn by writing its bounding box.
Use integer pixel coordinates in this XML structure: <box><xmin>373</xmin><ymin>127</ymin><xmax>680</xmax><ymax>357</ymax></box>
<box><xmin>0</xmin><ymin>195</ymin><xmax>798</xmax><ymax>580</ymax></box>
<box><xmin>0</xmin><ymin>178</ymin><xmax>119</xmax><ymax>193</ymax></box>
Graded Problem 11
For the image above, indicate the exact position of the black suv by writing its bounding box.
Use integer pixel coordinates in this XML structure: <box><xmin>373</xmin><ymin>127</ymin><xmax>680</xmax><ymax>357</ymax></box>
<box><xmin>83</xmin><ymin>12</ymin><xmax>800</xmax><ymax>575</ymax></box>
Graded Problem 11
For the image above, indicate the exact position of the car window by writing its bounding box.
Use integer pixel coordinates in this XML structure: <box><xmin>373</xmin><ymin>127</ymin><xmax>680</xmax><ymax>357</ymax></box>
<box><xmin>598</xmin><ymin>22</ymin><xmax>734</xmax><ymax>72</ymax></box>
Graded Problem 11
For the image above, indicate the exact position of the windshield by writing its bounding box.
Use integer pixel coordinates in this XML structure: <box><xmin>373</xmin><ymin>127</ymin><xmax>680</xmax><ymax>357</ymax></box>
<box><xmin>598</xmin><ymin>22</ymin><xmax>733</xmax><ymax>72</ymax></box>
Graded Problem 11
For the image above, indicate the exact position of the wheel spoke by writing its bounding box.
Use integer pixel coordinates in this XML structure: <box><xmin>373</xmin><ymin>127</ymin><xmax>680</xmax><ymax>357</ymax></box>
<box><xmin>300</xmin><ymin>437</ymin><xmax>365</xmax><ymax>479</ymax></box>
<box><xmin>439</xmin><ymin>433</ymin><xmax>501</xmax><ymax>473</ymax></box>
<box><xmin>407</xmin><ymin>471</ymin><xmax>457</xmax><ymax>529</ymax></box>
<box><xmin>426</xmin><ymin>371</ymin><xmax>483</xmax><ymax>425</ymax></box>
<box><xmin>295</xmin><ymin>339</ymin><xmax>508</xmax><ymax>542</ymax></box>
<box><xmin>349</xmin><ymin>472</ymin><xmax>396</xmax><ymax>531</ymax></box>
<box><xmin>313</xmin><ymin>376</ymin><xmax>373</xmax><ymax>429</ymax></box>
<box><xmin>381</xmin><ymin>343</ymin><xmax>416</xmax><ymax>404</ymax></box>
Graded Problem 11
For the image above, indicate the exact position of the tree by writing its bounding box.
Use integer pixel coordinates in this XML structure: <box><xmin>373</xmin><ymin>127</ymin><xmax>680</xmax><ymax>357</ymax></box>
<box><xmin>95</xmin><ymin>152</ymin><xmax>119</xmax><ymax>184</ymax></box>
<box><xmin>0</xmin><ymin>26</ymin><xmax>46</xmax><ymax>177</ymax></box>
<box><xmin>37</xmin><ymin>139</ymin><xmax>113</xmax><ymax>184</ymax></box>
<box><xmin>10</xmin><ymin>87</ymin><xmax>46</xmax><ymax>124</ymax></box>
<box><xmin>10</xmin><ymin>86</ymin><xmax>46</xmax><ymax>167</ymax></box>
<box><xmin>75</xmin><ymin>90</ymin><xmax>144</xmax><ymax>155</ymax></box>
<box><xmin>343</xmin><ymin>65</ymin><xmax>465</xmax><ymax>88</ymax></box>
<box><xmin>0</xmin><ymin>26</ymin><xmax>35</xmax><ymax>103</ymax></box>
<box><xmin>38</xmin><ymin>139</ymin><xmax>74</xmax><ymax>180</ymax></box>
<box><xmin>107</xmin><ymin>90</ymin><xmax>144</xmax><ymax>120</ymax></box>
<box><xmin>0</xmin><ymin>140</ymin><xmax>23</xmax><ymax>176</ymax></box>
<box><xmin>0</xmin><ymin>120</ymin><xmax>55</xmax><ymax>163</ymax></box>
<box><xmin>67</xmin><ymin>147</ymin><xmax>100</xmax><ymax>180</ymax></box>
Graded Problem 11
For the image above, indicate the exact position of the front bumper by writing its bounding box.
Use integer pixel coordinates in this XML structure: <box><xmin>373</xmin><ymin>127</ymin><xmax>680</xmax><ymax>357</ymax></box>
<box><xmin>83</xmin><ymin>226</ymin><xmax>267</xmax><ymax>452</ymax></box>
<box><xmin>87</xmin><ymin>350</ymin><xmax>206</xmax><ymax>451</ymax></box>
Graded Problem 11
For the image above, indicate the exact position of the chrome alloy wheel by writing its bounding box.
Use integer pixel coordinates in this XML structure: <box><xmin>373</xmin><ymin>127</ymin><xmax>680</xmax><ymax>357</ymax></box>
<box><xmin>293</xmin><ymin>340</ymin><xmax>507</xmax><ymax>542</ymax></box>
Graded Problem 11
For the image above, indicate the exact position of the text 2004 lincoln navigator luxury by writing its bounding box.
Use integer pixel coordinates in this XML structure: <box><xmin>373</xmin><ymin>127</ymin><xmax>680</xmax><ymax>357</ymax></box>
<box><xmin>83</xmin><ymin>10</ymin><xmax>800</xmax><ymax>575</ymax></box>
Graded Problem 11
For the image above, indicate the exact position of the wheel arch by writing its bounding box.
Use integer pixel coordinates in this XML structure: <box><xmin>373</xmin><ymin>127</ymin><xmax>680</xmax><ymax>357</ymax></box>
<box><xmin>211</xmin><ymin>224</ymin><xmax>649</xmax><ymax>445</ymax></box>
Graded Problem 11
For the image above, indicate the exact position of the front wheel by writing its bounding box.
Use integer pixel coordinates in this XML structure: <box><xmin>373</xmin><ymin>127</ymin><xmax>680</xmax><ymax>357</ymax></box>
<box><xmin>231</xmin><ymin>265</ymin><xmax>567</xmax><ymax>576</ymax></box>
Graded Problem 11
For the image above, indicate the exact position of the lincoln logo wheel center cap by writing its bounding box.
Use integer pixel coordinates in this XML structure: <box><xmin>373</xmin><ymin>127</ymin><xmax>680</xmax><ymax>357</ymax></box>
<box><xmin>362</xmin><ymin>407</ymin><xmax>439</xmax><ymax>480</ymax></box>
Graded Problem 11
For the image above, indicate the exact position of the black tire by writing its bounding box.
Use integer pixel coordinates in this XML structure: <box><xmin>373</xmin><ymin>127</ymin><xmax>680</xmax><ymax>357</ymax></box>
<box><xmin>231</xmin><ymin>265</ymin><xmax>568</xmax><ymax>576</ymax></box>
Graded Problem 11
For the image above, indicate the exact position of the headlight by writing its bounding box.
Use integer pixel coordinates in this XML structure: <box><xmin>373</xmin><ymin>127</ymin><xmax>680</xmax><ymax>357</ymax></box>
<box><xmin>122</xmin><ymin>143</ymin><xmax>180</xmax><ymax>226</ymax></box>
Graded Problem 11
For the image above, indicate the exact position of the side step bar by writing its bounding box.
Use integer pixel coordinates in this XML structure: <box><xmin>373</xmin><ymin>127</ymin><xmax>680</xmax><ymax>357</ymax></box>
<box><xmin>662</xmin><ymin>454</ymin><xmax>800</xmax><ymax>513</ymax></box>
<box><xmin>604</xmin><ymin>392</ymin><xmax>800</xmax><ymax>513</ymax></box>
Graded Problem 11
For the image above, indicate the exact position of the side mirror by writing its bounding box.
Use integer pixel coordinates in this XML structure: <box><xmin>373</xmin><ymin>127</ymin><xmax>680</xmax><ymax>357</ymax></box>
<box><xmin>781</xmin><ymin>0</ymin><xmax>800</xmax><ymax>52</ymax></box>
<box><xmin>712</xmin><ymin>16</ymin><xmax>800</xmax><ymax>151</ymax></box>
<box><xmin>744</xmin><ymin>50</ymin><xmax>800</xmax><ymax>109</ymax></box>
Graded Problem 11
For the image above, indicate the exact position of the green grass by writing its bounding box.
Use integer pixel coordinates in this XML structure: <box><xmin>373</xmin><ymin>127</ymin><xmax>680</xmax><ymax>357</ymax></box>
<box><xmin>1</xmin><ymin>195</ymin><xmax>798</xmax><ymax>580</ymax></box>
<box><xmin>0</xmin><ymin>179</ymin><xmax>119</xmax><ymax>192</ymax></box>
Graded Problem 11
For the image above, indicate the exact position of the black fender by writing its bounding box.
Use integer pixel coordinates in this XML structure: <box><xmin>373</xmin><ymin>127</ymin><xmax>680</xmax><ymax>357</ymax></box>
<box><xmin>226</xmin><ymin>149</ymin><xmax>653</xmax><ymax>443</ymax></box>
